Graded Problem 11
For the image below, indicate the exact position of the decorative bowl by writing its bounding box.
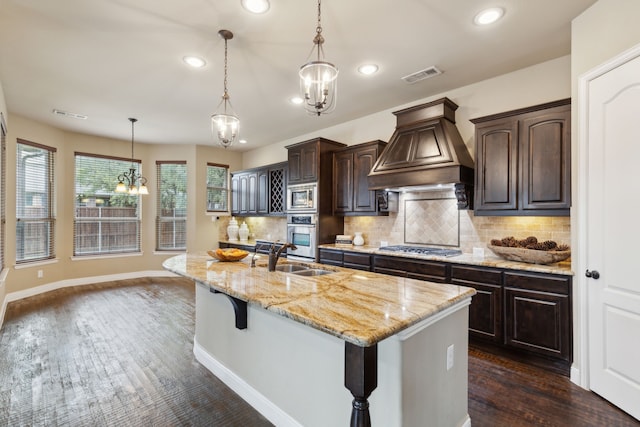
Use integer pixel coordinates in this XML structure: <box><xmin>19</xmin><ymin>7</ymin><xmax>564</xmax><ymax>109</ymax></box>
<box><xmin>207</xmin><ymin>248</ymin><xmax>249</xmax><ymax>262</ymax></box>
<box><xmin>487</xmin><ymin>244</ymin><xmax>571</xmax><ymax>265</ymax></box>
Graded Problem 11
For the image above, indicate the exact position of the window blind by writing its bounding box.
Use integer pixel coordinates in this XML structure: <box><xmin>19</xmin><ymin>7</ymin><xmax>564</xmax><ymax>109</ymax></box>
<box><xmin>74</xmin><ymin>153</ymin><xmax>141</xmax><ymax>256</ymax></box>
<box><xmin>156</xmin><ymin>161</ymin><xmax>187</xmax><ymax>251</ymax></box>
<box><xmin>16</xmin><ymin>139</ymin><xmax>56</xmax><ymax>263</ymax></box>
<box><xmin>0</xmin><ymin>114</ymin><xmax>6</xmax><ymax>271</ymax></box>
<box><xmin>206</xmin><ymin>163</ymin><xmax>229</xmax><ymax>212</ymax></box>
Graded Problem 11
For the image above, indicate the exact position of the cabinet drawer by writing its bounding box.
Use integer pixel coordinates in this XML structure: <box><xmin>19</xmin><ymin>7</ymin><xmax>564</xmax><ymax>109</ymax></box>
<box><xmin>373</xmin><ymin>255</ymin><xmax>449</xmax><ymax>282</ymax></box>
<box><xmin>344</xmin><ymin>263</ymin><xmax>371</xmax><ymax>272</ymax></box>
<box><xmin>451</xmin><ymin>265</ymin><xmax>502</xmax><ymax>285</ymax></box>
<box><xmin>319</xmin><ymin>249</ymin><xmax>343</xmax><ymax>263</ymax></box>
<box><xmin>504</xmin><ymin>272</ymin><xmax>570</xmax><ymax>295</ymax></box>
<box><xmin>343</xmin><ymin>252</ymin><xmax>371</xmax><ymax>266</ymax></box>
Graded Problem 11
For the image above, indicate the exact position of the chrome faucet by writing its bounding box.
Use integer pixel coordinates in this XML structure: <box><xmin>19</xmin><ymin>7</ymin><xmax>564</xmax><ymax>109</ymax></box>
<box><xmin>268</xmin><ymin>242</ymin><xmax>297</xmax><ymax>271</ymax></box>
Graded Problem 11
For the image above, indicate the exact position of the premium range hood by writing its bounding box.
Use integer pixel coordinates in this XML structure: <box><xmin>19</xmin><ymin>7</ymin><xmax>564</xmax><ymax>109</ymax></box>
<box><xmin>368</xmin><ymin>97</ymin><xmax>475</xmax><ymax>208</ymax></box>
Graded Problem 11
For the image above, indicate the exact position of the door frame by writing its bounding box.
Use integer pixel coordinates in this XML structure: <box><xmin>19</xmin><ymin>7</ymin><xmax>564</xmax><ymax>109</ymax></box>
<box><xmin>574</xmin><ymin>41</ymin><xmax>640</xmax><ymax>389</ymax></box>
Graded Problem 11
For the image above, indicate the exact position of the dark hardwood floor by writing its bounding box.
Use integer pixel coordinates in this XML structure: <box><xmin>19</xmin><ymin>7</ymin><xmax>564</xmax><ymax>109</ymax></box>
<box><xmin>0</xmin><ymin>278</ymin><xmax>638</xmax><ymax>426</ymax></box>
<box><xmin>0</xmin><ymin>278</ymin><xmax>272</xmax><ymax>427</ymax></box>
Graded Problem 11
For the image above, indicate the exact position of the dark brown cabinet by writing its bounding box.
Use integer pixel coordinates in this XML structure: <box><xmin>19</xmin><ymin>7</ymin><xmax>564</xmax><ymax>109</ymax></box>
<box><xmin>504</xmin><ymin>271</ymin><xmax>571</xmax><ymax>362</ymax></box>
<box><xmin>451</xmin><ymin>265</ymin><xmax>503</xmax><ymax>343</ymax></box>
<box><xmin>234</xmin><ymin>171</ymin><xmax>257</xmax><ymax>215</ymax></box>
<box><xmin>318</xmin><ymin>248</ymin><xmax>371</xmax><ymax>271</ymax></box>
<box><xmin>373</xmin><ymin>255</ymin><xmax>449</xmax><ymax>283</ymax></box>
<box><xmin>231</xmin><ymin>162</ymin><xmax>287</xmax><ymax>216</ymax></box>
<box><xmin>333</xmin><ymin>140</ymin><xmax>388</xmax><ymax>216</ymax></box>
<box><xmin>317</xmin><ymin>246</ymin><xmax>573</xmax><ymax>373</ymax></box>
<box><xmin>286</xmin><ymin>137</ymin><xmax>346</xmax><ymax>185</ymax></box>
<box><xmin>472</xmin><ymin>99</ymin><xmax>571</xmax><ymax>216</ymax></box>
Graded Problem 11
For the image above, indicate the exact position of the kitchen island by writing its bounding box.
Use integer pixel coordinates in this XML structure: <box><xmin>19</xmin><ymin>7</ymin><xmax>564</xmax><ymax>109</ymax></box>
<box><xmin>163</xmin><ymin>253</ymin><xmax>476</xmax><ymax>427</ymax></box>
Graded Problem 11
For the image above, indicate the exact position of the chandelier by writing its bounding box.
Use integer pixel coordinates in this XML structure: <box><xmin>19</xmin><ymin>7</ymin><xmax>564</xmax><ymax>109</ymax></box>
<box><xmin>211</xmin><ymin>29</ymin><xmax>239</xmax><ymax>148</ymax></box>
<box><xmin>115</xmin><ymin>118</ymin><xmax>148</xmax><ymax>195</ymax></box>
<box><xmin>299</xmin><ymin>0</ymin><xmax>338</xmax><ymax>116</ymax></box>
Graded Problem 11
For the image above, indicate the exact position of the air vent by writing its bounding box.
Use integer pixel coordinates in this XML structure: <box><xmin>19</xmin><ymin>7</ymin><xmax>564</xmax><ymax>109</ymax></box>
<box><xmin>401</xmin><ymin>66</ymin><xmax>442</xmax><ymax>84</ymax></box>
<box><xmin>52</xmin><ymin>109</ymin><xmax>88</xmax><ymax>120</ymax></box>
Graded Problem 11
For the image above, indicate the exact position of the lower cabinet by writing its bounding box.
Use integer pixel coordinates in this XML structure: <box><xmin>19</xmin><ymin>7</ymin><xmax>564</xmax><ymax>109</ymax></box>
<box><xmin>451</xmin><ymin>265</ymin><xmax>503</xmax><ymax>344</ymax></box>
<box><xmin>318</xmin><ymin>248</ymin><xmax>371</xmax><ymax>271</ymax></box>
<box><xmin>319</xmin><ymin>248</ymin><xmax>573</xmax><ymax>371</ymax></box>
<box><xmin>503</xmin><ymin>271</ymin><xmax>572</xmax><ymax>362</ymax></box>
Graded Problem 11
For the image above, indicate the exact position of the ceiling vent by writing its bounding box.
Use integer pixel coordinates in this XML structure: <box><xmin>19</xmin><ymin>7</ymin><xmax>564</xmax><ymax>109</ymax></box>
<box><xmin>401</xmin><ymin>66</ymin><xmax>442</xmax><ymax>84</ymax></box>
<box><xmin>52</xmin><ymin>109</ymin><xmax>88</xmax><ymax>120</ymax></box>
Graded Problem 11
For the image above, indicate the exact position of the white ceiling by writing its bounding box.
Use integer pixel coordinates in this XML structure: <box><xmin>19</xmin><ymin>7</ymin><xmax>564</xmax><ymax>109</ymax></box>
<box><xmin>0</xmin><ymin>0</ymin><xmax>596</xmax><ymax>151</ymax></box>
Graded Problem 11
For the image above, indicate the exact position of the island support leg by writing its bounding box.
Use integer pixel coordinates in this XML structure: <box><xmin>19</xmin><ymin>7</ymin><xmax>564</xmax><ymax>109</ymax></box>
<box><xmin>344</xmin><ymin>342</ymin><xmax>377</xmax><ymax>427</ymax></box>
<box><xmin>210</xmin><ymin>288</ymin><xmax>247</xmax><ymax>330</ymax></box>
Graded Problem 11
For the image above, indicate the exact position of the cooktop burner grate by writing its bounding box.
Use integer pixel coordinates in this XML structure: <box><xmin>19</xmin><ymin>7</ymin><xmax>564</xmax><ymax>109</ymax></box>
<box><xmin>379</xmin><ymin>245</ymin><xmax>462</xmax><ymax>257</ymax></box>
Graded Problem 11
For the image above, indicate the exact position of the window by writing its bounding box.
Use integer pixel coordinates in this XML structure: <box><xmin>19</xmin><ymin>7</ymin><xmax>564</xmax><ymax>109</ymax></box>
<box><xmin>0</xmin><ymin>114</ymin><xmax>6</xmax><ymax>271</ymax></box>
<box><xmin>156</xmin><ymin>161</ymin><xmax>187</xmax><ymax>251</ymax></box>
<box><xmin>207</xmin><ymin>163</ymin><xmax>229</xmax><ymax>212</ymax></box>
<box><xmin>16</xmin><ymin>139</ymin><xmax>56</xmax><ymax>263</ymax></box>
<box><xmin>74</xmin><ymin>153</ymin><xmax>141</xmax><ymax>256</ymax></box>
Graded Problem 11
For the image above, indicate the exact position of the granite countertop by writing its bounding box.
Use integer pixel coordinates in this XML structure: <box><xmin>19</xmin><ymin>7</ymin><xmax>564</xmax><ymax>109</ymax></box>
<box><xmin>219</xmin><ymin>240</ymin><xmax>574</xmax><ymax>275</ymax></box>
<box><xmin>163</xmin><ymin>253</ymin><xmax>476</xmax><ymax>347</ymax></box>
<box><xmin>319</xmin><ymin>244</ymin><xmax>574</xmax><ymax>276</ymax></box>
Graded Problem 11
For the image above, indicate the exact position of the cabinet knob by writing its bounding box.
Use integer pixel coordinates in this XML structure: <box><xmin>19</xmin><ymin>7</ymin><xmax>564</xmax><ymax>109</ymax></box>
<box><xmin>585</xmin><ymin>269</ymin><xmax>600</xmax><ymax>280</ymax></box>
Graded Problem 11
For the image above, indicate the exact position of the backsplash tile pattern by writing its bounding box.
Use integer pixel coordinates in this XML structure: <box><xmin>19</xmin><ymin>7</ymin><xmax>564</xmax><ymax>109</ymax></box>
<box><xmin>345</xmin><ymin>190</ymin><xmax>571</xmax><ymax>254</ymax></box>
<box><xmin>218</xmin><ymin>216</ymin><xmax>287</xmax><ymax>242</ymax></box>
<box><xmin>219</xmin><ymin>191</ymin><xmax>571</xmax><ymax>256</ymax></box>
<box><xmin>404</xmin><ymin>197</ymin><xmax>459</xmax><ymax>246</ymax></box>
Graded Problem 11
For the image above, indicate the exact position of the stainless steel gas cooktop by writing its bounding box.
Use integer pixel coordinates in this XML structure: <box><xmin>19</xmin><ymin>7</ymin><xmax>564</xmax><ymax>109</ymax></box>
<box><xmin>379</xmin><ymin>245</ymin><xmax>462</xmax><ymax>257</ymax></box>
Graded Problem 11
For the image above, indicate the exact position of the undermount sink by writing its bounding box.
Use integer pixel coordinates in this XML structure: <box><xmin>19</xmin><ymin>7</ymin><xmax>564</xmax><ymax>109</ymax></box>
<box><xmin>291</xmin><ymin>269</ymin><xmax>333</xmax><ymax>277</ymax></box>
<box><xmin>274</xmin><ymin>264</ymin><xmax>333</xmax><ymax>276</ymax></box>
<box><xmin>275</xmin><ymin>264</ymin><xmax>310</xmax><ymax>273</ymax></box>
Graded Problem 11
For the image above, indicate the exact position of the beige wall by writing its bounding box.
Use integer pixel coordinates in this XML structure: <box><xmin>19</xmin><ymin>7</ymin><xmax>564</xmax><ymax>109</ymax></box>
<box><xmin>2</xmin><ymin>113</ymin><xmax>242</xmax><ymax>295</ymax></box>
<box><xmin>241</xmin><ymin>55</ymin><xmax>571</xmax><ymax>169</ymax></box>
<box><xmin>570</xmin><ymin>0</ymin><xmax>640</xmax><ymax>385</ymax></box>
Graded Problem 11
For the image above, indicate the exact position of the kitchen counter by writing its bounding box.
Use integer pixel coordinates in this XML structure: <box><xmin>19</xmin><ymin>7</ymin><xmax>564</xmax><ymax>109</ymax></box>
<box><xmin>163</xmin><ymin>252</ymin><xmax>474</xmax><ymax>347</ymax></box>
<box><xmin>319</xmin><ymin>243</ymin><xmax>574</xmax><ymax>276</ymax></box>
<box><xmin>163</xmin><ymin>253</ymin><xmax>475</xmax><ymax>427</ymax></box>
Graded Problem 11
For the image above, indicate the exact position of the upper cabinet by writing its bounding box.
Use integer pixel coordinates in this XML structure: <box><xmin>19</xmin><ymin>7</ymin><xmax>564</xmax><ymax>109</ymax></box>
<box><xmin>333</xmin><ymin>140</ymin><xmax>391</xmax><ymax>216</ymax></box>
<box><xmin>472</xmin><ymin>99</ymin><xmax>571</xmax><ymax>216</ymax></box>
<box><xmin>231</xmin><ymin>162</ymin><xmax>287</xmax><ymax>217</ymax></box>
<box><xmin>286</xmin><ymin>137</ymin><xmax>346</xmax><ymax>185</ymax></box>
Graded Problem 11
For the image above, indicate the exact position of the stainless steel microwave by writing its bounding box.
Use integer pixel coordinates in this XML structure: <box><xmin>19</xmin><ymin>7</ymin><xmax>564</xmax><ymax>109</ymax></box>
<box><xmin>286</xmin><ymin>183</ymin><xmax>317</xmax><ymax>212</ymax></box>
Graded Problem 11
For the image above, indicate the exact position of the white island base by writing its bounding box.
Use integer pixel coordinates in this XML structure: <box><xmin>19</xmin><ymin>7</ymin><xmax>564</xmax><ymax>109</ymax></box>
<box><xmin>194</xmin><ymin>282</ymin><xmax>472</xmax><ymax>427</ymax></box>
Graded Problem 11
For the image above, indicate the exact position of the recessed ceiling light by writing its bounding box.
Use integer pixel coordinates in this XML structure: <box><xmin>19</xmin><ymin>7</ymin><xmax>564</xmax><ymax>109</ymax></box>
<box><xmin>183</xmin><ymin>56</ymin><xmax>206</xmax><ymax>68</ymax></box>
<box><xmin>474</xmin><ymin>7</ymin><xmax>504</xmax><ymax>25</ymax></box>
<box><xmin>290</xmin><ymin>96</ymin><xmax>304</xmax><ymax>105</ymax></box>
<box><xmin>239</xmin><ymin>139</ymin><xmax>248</xmax><ymax>144</ymax></box>
<box><xmin>358</xmin><ymin>64</ymin><xmax>379</xmax><ymax>75</ymax></box>
<box><xmin>241</xmin><ymin>0</ymin><xmax>270</xmax><ymax>14</ymax></box>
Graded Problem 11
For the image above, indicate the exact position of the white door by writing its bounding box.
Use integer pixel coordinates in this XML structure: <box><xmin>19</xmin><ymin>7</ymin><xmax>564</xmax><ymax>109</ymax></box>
<box><xmin>586</xmin><ymin>51</ymin><xmax>640</xmax><ymax>420</ymax></box>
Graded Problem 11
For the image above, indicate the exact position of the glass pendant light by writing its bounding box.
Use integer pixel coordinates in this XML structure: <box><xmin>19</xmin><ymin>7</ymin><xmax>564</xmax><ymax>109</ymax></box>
<box><xmin>211</xmin><ymin>30</ymin><xmax>240</xmax><ymax>148</ymax></box>
<box><xmin>299</xmin><ymin>0</ymin><xmax>338</xmax><ymax>116</ymax></box>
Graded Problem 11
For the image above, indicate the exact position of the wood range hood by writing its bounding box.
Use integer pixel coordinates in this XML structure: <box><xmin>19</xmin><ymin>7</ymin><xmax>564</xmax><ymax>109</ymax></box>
<box><xmin>368</xmin><ymin>97</ymin><xmax>475</xmax><ymax>208</ymax></box>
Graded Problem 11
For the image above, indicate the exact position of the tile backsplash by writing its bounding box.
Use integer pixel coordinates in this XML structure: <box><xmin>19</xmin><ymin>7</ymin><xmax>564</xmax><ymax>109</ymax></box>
<box><xmin>218</xmin><ymin>190</ymin><xmax>571</xmax><ymax>255</ymax></box>
<box><xmin>344</xmin><ymin>190</ymin><xmax>570</xmax><ymax>254</ymax></box>
<box><xmin>218</xmin><ymin>216</ymin><xmax>287</xmax><ymax>242</ymax></box>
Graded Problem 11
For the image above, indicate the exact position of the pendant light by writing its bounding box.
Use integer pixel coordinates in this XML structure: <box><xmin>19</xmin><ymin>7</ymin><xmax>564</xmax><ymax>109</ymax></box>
<box><xmin>299</xmin><ymin>0</ymin><xmax>338</xmax><ymax>116</ymax></box>
<box><xmin>115</xmin><ymin>118</ymin><xmax>148</xmax><ymax>195</ymax></box>
<box><xmin>211</xmin><ymin>29</ymin><xmax>239</xmax><ymax>148</ymax></box>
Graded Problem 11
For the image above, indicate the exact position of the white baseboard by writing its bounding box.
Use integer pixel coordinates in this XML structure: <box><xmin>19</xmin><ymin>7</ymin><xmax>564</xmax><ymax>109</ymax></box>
<box><xmin>0</xmin><ymin>270</ymin><xmax>179</xmax><ymax>330</ymax></box>
<box><xmin>193</xmin><ymin>337</ymin><xmax>303</xmax><ymax>427</ymax></box>
<box><xmin>570</xmin><ymin>365</ymin><xmax>584</xmax><ymax>388</ymax></box>
<box><xmin>460</xmin><ymin>414</ymin><xmax>472</xmax><ymax>427</ymax></box>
